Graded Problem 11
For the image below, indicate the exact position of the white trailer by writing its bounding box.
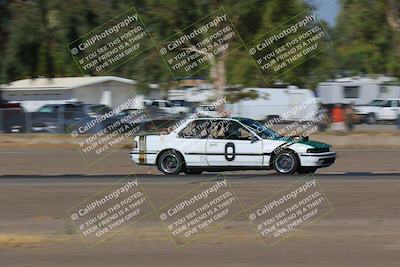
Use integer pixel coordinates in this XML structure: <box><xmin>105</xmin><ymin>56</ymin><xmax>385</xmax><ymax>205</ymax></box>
<box><xmin>225</xmin><ymin>87</ymin><xmax>319</xmax><ymax>121</ymax></box>
<box><xmin>317</xmin><ymin>76</ymin><xmax>400</xmax><ymax>105</ymax></box>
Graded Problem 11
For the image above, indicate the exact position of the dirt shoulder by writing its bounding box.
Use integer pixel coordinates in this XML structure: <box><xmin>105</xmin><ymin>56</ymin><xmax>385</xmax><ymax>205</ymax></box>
<box><xmin>0</xmin><ymin>132</ymin><xmax>399</xmax><ymax>149</ymax></box>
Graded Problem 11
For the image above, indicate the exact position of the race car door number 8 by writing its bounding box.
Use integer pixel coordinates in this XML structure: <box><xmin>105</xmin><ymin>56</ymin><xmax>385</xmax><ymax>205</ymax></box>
<box><xmin>225</xmin><ymin>142</ymin><xmax>235</xmax><ymax>161</ymax></box>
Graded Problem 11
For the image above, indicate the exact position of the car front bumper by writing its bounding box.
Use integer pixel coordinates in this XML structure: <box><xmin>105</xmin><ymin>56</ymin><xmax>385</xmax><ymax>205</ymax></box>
<box><xmin>299</xmin><ymin>152</ymin><xmax>336</xmax><ymax>167</ymax></box>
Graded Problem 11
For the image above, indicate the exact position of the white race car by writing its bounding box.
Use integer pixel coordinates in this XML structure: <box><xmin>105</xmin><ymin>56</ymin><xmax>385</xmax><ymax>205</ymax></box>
<box><xmin>130</xmin><ymin>117</ymin><xmax>336</xmax><ymax>175</ymax></box>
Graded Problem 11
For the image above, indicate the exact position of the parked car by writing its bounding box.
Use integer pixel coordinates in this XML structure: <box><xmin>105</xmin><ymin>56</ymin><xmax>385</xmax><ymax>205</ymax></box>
<box><xmin>130</xmin><ymin>117</ymin><xmax>336</xmax><ymax>175</ymax></box>
<box><xmin>0</xmin><ymin>102</ymin><xmax>25</xmax><ymax>133</ymax></box>
<box><xmin>31</xmin><ymin>103</ymin><xmax>115</xmax><ymax>133</ymax></box>
<box><xmin>194</xmin><ymin>104</ymin><xmax>219</xmax><ymax>117</ymax></box>
<box><xmin>374</xmin><ymin>99</ymin><xmax>400</xmax><ymax>123</ymax></box>
<box><xmin>114</xmin><ymin>108</ymin><xmax>149</xmax><ymax>133</ymax></box>
<box><xmin>150</xmin><ymin>100</ymin><xmax>189</xmax><ymax>115</ymax></box>
<box><xmin>354</xmin><ymin>99</ymin><xmax>400</xmax><ymax>124</ymax></box>
<box><xmin>170</xmin><ymin>99</ymin><xmax>191</xmax><ymax>114</ymax></box>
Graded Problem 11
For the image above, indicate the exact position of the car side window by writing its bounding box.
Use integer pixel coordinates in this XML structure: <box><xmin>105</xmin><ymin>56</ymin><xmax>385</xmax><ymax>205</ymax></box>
<box><xmin>38</xmin><ymin>106</ymin><xmax>54</xmax><ymax>113</ymax></box>
<box><xmin>209</xmin><ymin>120</ymin><xmax>253</xmax><ymax>140</ymax></box>
<box><xmin>382</xmin><ymin>101</ymin><xmax>392</xmax><ymax>107</ymax></box>
<box><xmin>179</xmin><ymin>120</ymin><xmax>212</xmax><ymax>139</ymax></box>
<box><xmin>225</xmin><ymin>121</ymin><xmax>253</xmax><ymax>140</ymax></box>
<box><xmin>209</xmin><ymin>120</ymin><xmax>227</xmax><ymax>139</ymax></box>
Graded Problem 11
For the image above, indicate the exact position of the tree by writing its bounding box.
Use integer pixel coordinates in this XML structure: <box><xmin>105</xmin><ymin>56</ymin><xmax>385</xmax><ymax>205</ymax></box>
<box><xmin>386</xmin><ymin>0</ymin><xmax>400</xmax><ymax>32</ymax></box>
<box><xmin>0</xmin><ymin>0</ymin><xmax>357</xmax><ymax>95</ymax></box>
<box><xmin>335</xmin><ymin>0</ymin><xmax>400</xmax><ymax>77</ymax></box>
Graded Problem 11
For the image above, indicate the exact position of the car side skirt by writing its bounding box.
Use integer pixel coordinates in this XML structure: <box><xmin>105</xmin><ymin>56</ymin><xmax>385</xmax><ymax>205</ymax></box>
<box><xmin>186</xmin><ymin>166</ymin><xmax>273</xmax><ymax>172</ymax></box>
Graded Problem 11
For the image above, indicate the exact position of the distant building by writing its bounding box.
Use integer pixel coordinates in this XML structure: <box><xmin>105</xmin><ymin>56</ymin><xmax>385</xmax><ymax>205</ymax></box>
<box><xmin>0</xmin><ymin>76</ymin><xmax>136</xmax><ymax>112</ymax></box>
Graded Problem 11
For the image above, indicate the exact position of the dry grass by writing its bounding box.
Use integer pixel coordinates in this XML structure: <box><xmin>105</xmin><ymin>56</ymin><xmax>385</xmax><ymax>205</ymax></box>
<box><xmin>0</xmin><ymin>234</ymin><xmax>48</xmax><ymax>247</ymax></box>
<box><xmin>0</xmin><ymin>132</ymin><xmax>399</xmax><ymax>150</ymax></box>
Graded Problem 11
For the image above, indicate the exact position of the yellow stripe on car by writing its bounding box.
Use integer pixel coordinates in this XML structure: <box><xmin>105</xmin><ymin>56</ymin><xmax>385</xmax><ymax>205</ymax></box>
<box><xmin>139</xmin><ymin>136</ymin><xmax>146</xmax><ymax>164</ymax></box>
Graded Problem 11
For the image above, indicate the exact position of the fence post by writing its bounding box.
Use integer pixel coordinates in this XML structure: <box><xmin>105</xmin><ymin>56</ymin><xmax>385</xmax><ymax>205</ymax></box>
<box><xmin>57</xmin><ymin>107</ymin><xmax>64</xmax><ymax>134</ymax></box>
<box><xmin>397</xmin><ymin>112</ymin><xmax>400</xmax><ymax>130</ymax></box>
<box><xmin>25</xmin><ymin>112</ymin><xmax>31</xmax><ymax>133</ymax></box>
<box><xmin>0</xmin><ymin>111</ymin><xmax>3</xmax><ymax>133</ymax></box>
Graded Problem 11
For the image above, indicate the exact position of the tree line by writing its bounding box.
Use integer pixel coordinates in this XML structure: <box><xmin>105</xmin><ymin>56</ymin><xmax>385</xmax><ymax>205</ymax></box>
<box><xmin>0</xmin><ymin>0</ymin><xmax>399</xmax><ymax>95</ymax></box>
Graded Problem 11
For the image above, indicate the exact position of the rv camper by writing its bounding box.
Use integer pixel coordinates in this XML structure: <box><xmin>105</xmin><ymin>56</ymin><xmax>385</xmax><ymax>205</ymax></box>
<box><xmin>317</xmin><ymin>76</ymin><xmax>400</xmax><ymax>105</ymax></box>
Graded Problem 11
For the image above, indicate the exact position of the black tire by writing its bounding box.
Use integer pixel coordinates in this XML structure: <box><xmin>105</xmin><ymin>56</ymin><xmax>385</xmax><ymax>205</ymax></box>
<box><xmin>367</xmin><ymin>113</ymin><xmax>376</xmax><ymax>124</ymax></box>
<box><xmin>185</xmin><ymin>169</ymin><xmax>203</xmax><ymax>175</ymax></box>
<box><xmin>157</xmin><ymin>150</ymin><xmax>185</xmax><ymax>175</ymax></box>
<box><xmin>273</xmin><ymin>150</ymin><xmax>299</xmax><ymax>175</ymax></box>
<box><xmin>296</xmin><ymin>167</ymin><xmax>317</xmax><ymax>174</ymax></box>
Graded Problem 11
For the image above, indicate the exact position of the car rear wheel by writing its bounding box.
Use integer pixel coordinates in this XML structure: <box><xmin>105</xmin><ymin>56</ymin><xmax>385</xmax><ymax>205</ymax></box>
<box><xmin>296</xmin><ymin>167</ymin><xmax>317</xmax><ymax>174</ymax></box>
<box><xmin>367</xmin><ymin>113</ymin><xmax>376</xmax><ymax>124</ymax></box>
<box><xmin>157</xmin><ymin>150</ymin><xmax>184</xmax><ymax>175</ymax></box>
<box><xmin>273</xmin><ymin>150</ymin><xmax>299</xmax><ymax>175</ymax></box>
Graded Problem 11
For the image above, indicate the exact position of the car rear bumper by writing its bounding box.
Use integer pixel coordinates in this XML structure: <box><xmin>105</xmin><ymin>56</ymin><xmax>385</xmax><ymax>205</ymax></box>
<box><xmin>130</xmin><ymin>150</ymin><xmax>157</xmax><ymax>165</ymax></box>
<box><xmin>299</xmin><ymin>152</ymin><xmax>336</xmax><ymax>167</ymax></box>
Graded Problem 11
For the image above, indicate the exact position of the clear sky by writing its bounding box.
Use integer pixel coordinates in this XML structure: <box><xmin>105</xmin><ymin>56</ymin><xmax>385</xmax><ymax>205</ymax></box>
<box><xmin>308</xmin><ymin>0</ymin><xmax>340</xmax><ymax>26</ymax></box>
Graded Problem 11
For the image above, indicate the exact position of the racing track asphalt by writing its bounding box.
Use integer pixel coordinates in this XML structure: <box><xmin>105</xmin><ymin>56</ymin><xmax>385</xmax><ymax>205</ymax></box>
<box><xmin>0</xmin><ymin>173</ymin><xmax>400</xmax><ymax>182</ymax></box>
<box><xmin>1</xmin><ymin>173</ymin><xmax>400</xmax><ymax>267</ymax></box>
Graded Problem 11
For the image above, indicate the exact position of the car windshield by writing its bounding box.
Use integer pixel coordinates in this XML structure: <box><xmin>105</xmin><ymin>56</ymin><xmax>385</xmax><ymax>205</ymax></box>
<box><xmin>38</xmin><ymin>106</ymin><xmax>55</xmax><ymax>113</ymax></box>
<box><xmin>369</xmin><ymin>100</ymin><xmax>384</xmax><ymax>106</ymax></box>
<box><xmin>238</xmin><ymin>118</ymin><xmax>283</xmax><ymax>139</ymax></box>
<box><xmin>117</xmin><ymin>109</ymin><xmax>140</xmax><ymax>116</ymax></box>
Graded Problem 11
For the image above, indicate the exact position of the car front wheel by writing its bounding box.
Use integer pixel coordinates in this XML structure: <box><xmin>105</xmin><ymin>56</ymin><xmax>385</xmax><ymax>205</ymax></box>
<box><xmin>157</xmin><ymin>150</ymin><xmax>184</xmax><ymax>175</ymax></box>
<box><xmin>273</xmin><ymin>150</ymin><xmax>299</xmax><ymax>175</ymax></box>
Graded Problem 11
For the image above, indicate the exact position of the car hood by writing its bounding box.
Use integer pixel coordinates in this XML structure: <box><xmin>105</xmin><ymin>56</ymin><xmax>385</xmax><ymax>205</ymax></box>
<box><xmin>267</xmin><ymin>136</ymin><xmax>331</xmax><ymax>150</ymax></box>
<box><xmin>354</xmin><ymin>105</ymin><xmax>378</xmax><ymax>113</ymax></box>
<box><xmin>297</xmin><ymin>139</ymin><xmax>331</xmax><ymax>148</ymax></box>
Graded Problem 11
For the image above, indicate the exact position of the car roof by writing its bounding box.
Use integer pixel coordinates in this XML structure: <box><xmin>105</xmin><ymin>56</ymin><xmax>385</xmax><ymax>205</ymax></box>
<box><xmin>42</xmin><ymin>103</ymin><xmax>82</xmax><ymax>107</ymax></box>
<box><xmin>189</xmin><ymin>117</ymin><xmax>253</xmax><ymax>124</ymax></box>
<box><xmin>84</xmin><ymin>104</ymin><xmax>106</xmax><ymax>106</ymax></box>
<box><xmin>191</xmin><ymin>117</ymin><xmax>236</xmax><ymax>120</ymax></box>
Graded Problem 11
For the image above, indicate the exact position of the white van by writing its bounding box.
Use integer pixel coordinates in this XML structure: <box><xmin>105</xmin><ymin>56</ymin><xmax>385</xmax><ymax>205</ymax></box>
<box><xmin>225</xmin><ymin>87</ymin><xmax>318</xmax><ymax>121</ymax></box>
